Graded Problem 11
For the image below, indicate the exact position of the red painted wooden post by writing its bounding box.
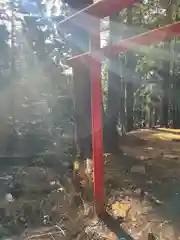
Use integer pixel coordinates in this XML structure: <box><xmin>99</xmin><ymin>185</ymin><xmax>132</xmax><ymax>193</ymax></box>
<box><xmin>90</xmin><ymin>17</ymin><xmax>104</xmax><ymax>214</ymax></box>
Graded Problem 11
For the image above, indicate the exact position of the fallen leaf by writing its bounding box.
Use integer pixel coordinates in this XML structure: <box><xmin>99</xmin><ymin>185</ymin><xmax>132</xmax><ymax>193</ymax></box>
<box><xmin>112</xmin><ymin>202</ymin><xmax>131</xmax><ymax>219</ymax></box>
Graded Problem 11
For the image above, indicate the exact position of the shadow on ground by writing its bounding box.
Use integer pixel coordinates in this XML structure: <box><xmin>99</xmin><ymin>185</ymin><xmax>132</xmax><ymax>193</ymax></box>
<box><xmin>100</xmin><ymin>213</ymin><xmax>134</xmax><ymax>240</ymax></box>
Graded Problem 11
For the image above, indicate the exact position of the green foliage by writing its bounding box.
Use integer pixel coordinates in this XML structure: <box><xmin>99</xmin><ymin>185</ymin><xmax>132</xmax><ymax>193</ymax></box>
<box><xmin>0</xmin><ymin>0</ymin><xmax>75</xmax><ymax>157</ymax></box>
<box><xmin>103</xmin><ymin>0</ymin><xmax>180</xmax><ymax>130</ymax></box>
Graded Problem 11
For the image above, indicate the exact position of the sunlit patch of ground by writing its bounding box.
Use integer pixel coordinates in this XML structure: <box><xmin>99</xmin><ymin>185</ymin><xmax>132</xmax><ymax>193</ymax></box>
<box><xmin>158</xmin><ymin>128</ymin><xmax>180</xmax><ymax>133</ymax></box>
<box><xmin>153</xmin><ymin>132</ymin><xmax>180</xmax><ymax>140</ymax></box>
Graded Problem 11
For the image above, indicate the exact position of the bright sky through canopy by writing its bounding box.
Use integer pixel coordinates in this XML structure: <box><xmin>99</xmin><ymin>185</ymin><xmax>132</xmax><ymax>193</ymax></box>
<box><xmin>21</xmin><ymin>0</ymin><xmax>40</xmax><ymax>15</ymax></box>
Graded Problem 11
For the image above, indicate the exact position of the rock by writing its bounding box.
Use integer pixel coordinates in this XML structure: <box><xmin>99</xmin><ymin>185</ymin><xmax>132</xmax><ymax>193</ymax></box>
<box><xmin>5</xmin><ymin>193</ymin><xmax>14</xmax><ymax>203</ymax></box>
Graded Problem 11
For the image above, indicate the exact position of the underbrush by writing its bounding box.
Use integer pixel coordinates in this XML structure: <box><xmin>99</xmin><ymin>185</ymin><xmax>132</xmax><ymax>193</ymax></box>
<box><xmin>0</xmin><ymin>156</ymin><xmax>100</xmax><ymax>239</ymax></box>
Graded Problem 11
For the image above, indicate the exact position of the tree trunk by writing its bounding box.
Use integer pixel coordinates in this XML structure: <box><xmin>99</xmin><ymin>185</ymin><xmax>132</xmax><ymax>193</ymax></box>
<box><xmin>126</xmin><ymin>73</ymin><xmax>134</xmax><ymax>131</ymax></box>
<box><xmin>106</xmin><ymin>13</ymin><xmax>121</xmax><ymax>152</ymax></box>
<box><xmin>125</xmin><ymin>7</ymin><xmax>134</xmax><ymax>132</ymax></box>
<box><xmin>73</xmin><ymin>66</ymin><xmax>92</xmax><ymax>159</ymax></box>
<box><xmin>161</xmin><ymin>63</ymin><xmax>170</xmax><ymax>127</ymax></box>
<box><xmin>69</xmin><ymin>1</ymin><xmax>93</xmax><ymax>159</ymax></box>
<box><xmin>154</xmin><ymin>107</ymin><xmax>158</xmax><ymax>126</ymax></box>
<box><xmin>161</xmin><ymin>4</ymin><xmax>173</xmax><ymax>127</ymax></box>
<box><xmin>172</xmin><ymin>79</ymin><xmax>180</xmax><ymax>128</ymax></box>
<box><xmin>119</xmin><ymin>78</ymin><xmax>126</xmax><ymax>135</ymax></box>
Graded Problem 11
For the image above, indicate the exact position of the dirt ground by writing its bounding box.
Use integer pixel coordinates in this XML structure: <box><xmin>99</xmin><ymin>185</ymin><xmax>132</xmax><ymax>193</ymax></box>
<box><xmin>101</xmin><ymin>129</ymin><xmax>180</xmax><ymax>240</ymax></box>
<box><xmin>8</xmin><ymin>129</ymin><xmax>180</xmax><ymax>240</ymax></box>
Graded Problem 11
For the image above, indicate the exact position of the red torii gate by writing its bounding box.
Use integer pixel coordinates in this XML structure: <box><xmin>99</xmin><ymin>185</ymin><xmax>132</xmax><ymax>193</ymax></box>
<box><xmin>59</xmin><ymin>0</ymin><xmax>180</xmax><ymax>214</ymax></box>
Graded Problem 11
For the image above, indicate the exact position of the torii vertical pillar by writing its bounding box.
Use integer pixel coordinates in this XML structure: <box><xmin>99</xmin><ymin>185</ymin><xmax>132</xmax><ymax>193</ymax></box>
<box><xmin>90</xmin><ymin>17</ymin><xmax>104</xmax><ymax>215</ymax></box>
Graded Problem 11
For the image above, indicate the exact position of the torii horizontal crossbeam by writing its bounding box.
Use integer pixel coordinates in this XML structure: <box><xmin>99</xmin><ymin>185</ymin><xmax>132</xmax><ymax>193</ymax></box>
<box><xmin>67</xmin><ymin>21</ymin><xmax>180</xmax><ymax>65</ymax></box>
<box><xmin>58</xmin><ymin>0</ymin><xmax>140</xmax><ymax>30</ymax></box>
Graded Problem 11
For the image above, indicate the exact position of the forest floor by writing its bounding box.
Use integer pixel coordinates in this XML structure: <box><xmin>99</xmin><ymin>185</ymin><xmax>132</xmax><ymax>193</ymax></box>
<box><xmin>3</xmin><ymin>128</ymin><xmax>180</xmax><ymax>239</ymax></box>
<box><xmin>101</xmin><ymin>128</ymin><xmax>180</xmax><ymax>239</ymax></box>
